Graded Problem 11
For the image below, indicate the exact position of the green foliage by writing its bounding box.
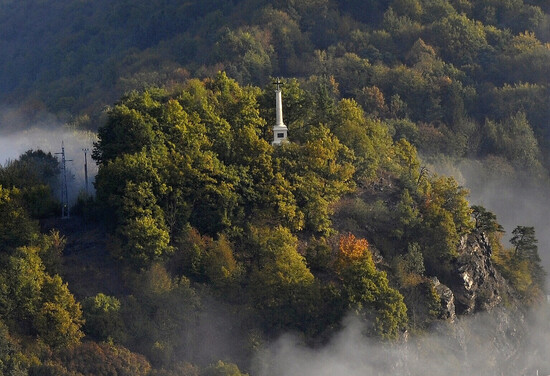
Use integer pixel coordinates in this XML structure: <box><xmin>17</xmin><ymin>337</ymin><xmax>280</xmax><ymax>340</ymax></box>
<box><xmin>480</xmin><ymin>112</ymin><xmax>543</xmax><ymax>172</ymax></box>
<box><xmin>0</xmin><ymin>246</ymin><xmax>47</xmax><ymax>324</ymax></box>
<box><xmin>493</xmin><ymin>226</ymin><xmax>546</xmax><ymax>303</ymax></box>
<box><xmin>115</xmin><ymin>214</ymin><xmax>172</xmax><ymax>269</ymax></box>
<box><xmin>0</xmin><ymin>150</ymin><xmax>60</xmax><ymax>218</ymax></box>
<box><xmin>418</xmin><ymin>175</ymin><xmax>474</xmax><ymax>269</ymax></box>
<box><xmin>471</xmin><ymin>205</ymin><xmax>504</xmax><ymax>234</ymax></box>
<box><xmin>0</xmin><ymin>186</ymin><xmax>40</xmax><ymax>252</ymax></box>
<box><xmin>93</xmin><ymin>97</ymin><xmax>161</xmax><ymax>166</ymax></box>
<box><xmin>213</xmin><ymin>28</ymin><xmax>274</xmax><ymax>84</ymax></box>
<box><xmin>336</xmin><ymin>234</ymin><xmax>408</xmax><ymax>339</ymax></box>
<box><xmin>510</xmin><ymin>226</ymin><xmax>546</xmax><ymax>291</ymax></box>
<box><xmin>0</xmin><ymin>320</ymin><xmax>29</xmax><ymax>376</ymax></box>
<box><xmin>431</xmin><ymin>13</ymin><xmax>487</xmax><ymax>66</ymax></box>
<box><xmin>399</xmin><ymin>278</ymin><xmax>441</xmax><ymax>330</ymax></box>
<box><xmin>57</xmin><ymin>342</ymin><xmax>152</xmax><ymax>376</ymax></box>
<box><xmin>248</xmin><ymin>226</ymin><xmax>317</xmax><ymax>331</ymax></box>
<box><xmin>2</xmin><ymin>0</ymin><xmax>550</xmax><ymax>368</ymax></box>
<box><xmin>1</xmin><ymin>1</ymin><xmax>549</xmax><ymax>184</ymax></box>
<box><xmin>392</xmin><ymin>189</ymin><xmax>421</xmax><ymax>244</ymax></box>
<box><xmin>82</xmin><ymin>293</ymin><xmax>125</xmax><ymax>342</ymax></box>
<box><xmin>277</xmin><ymin>125</ymin><xmax>355</xmax><ymax>234</ymax></box>
<box><xmin>304</xmin><ymin>237</ymin><xmax>334</xmax><ymax>273</ymax></box>
<box><xmin>0</xmin><ymin>246</ymin><xmax>84</xmax><ymax>348</ymax></box>
<box><xmin>388</xmin><ymin>138</ymin><xmax>421</xmax><ymax>186</ymax></box>
<box><xmin>0</xmin><ymin>189</ymin><xmax>80</xmax><ymax>349</ymax></box>
<box><xmin>333</xmin><ymin>98</ymin><xmax>393</xmax><ymax>180</ymax></box>
<box><xmin>201</xmin><ymin>361</ymin><xmax>248</xmax><ymax>376</ymax></box>
<box><xmin>396</xmin><ymin>242</ymin><xmax>426</xmax><ymax>278</ymax></box>
<box><xmin>121</xmin><ymin>264</ymin><xmax>200</xmax><ymax>367</ymax></box>
<box><xmin>171</xmin><ymin>228</ymin><xmax>241</xmax><ymax>293</ymax></box>
<box><xmin>202</xmin><ymin>235</ymin><xmax>241</xmax><ymax>291</ymax></box>
<box><xmin>511</xmin><ymin>226</ymin><xmax>538</xmax><ymax>259</ymax></box>
<box><xmin>34</xmin><ymin>274</ymin><xmax>84</xmax><ymax>348</ymax></box>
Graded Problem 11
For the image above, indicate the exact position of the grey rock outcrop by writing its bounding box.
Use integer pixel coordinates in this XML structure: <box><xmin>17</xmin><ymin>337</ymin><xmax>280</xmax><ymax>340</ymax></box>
<box><xmin>447</xmin><ymin>232</ymin><xmax>513</xmax><ymax>315</ymax></box>
<box><xmin>432</xmin><ymin>277</ymin><xmax>456</xmax><ymax>322</ymax></box>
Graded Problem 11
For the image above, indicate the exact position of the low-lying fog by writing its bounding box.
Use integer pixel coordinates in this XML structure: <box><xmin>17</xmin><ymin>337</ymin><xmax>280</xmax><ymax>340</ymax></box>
<box><xmin>253</xmin><ymin>306</ymin><xmax>550</xmax><ymax>376</ymax></box>
<box><xmin>0</xmin><ymin>107</ymin><xmax>97</xmax><ymax>200</ymax></box>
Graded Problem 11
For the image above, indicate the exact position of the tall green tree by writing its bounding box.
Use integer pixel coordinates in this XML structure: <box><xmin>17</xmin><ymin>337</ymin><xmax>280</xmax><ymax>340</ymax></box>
<box><xmin>248</xmin><ymin>226</ymin><xmax>316</xmax><ymax>332</ymax></box>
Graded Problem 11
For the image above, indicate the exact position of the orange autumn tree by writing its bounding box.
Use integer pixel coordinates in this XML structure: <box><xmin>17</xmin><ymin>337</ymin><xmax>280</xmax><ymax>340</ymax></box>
<box><xmin>338</xmin><ymin>233</ymin><xmax>369</xmax><ymax>264</ymax></box>
<box><xmin>336</xmin><ymin>233</ymin><xmax>408</xmax><ymax>339</ymax></box>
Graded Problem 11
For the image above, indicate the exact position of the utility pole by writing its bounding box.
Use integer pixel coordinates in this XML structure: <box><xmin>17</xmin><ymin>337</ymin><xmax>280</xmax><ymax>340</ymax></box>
<box><xmin>56</xmin><ymin>142</ymin><xmax>72</xmax><ymax>219</ymax></box>
<box><xmin>82</xmin><ymin>148</ymin><xmax>89</xmax><ymax>197</ymax></box>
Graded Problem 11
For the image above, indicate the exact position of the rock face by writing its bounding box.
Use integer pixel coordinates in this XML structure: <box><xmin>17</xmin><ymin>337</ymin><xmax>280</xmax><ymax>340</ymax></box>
<box><xmin>447</xmin><ymin>232</ymin><xmax>513</xmax><ymax>315</ymax></box>
<box><xmin>432</xmin><ymin>277</ymin><xmax>456</xmax><ymax>322</ymax></box>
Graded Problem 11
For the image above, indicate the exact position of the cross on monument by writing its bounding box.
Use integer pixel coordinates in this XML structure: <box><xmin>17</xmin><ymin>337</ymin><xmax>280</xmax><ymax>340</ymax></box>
<box><xmin>273</xmin><ymin>77</ymin><xmax>283</xmax><ymax>91</ymax></box>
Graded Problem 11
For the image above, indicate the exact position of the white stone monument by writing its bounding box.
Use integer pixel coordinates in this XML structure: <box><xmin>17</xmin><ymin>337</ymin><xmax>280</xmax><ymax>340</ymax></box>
<box><xmin>272</xmin><ymin>78</ymin><xmax>288</xmax><ymax>145</ymax></box>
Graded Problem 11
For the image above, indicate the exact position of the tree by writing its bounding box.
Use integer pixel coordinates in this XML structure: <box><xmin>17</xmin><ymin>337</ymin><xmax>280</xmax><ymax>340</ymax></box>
<box><xmin>417</xmin><ymin>175</ymin><xmax>474</xmax><ymax>272</ymax></box>
<box><xmin>392</xmin><ymin>189</ymin><xmax>421</xmax><ymax>244</ymax></box>
<box><xmin>395</xmin><ymin>242</ymin><xmax>425</xmax><ymax>278</ymax></box>
<box><xmin>0</xmin><ymin>246</ymin><xmax>46</xmax><ymax>324</ymax></box>
<box><xmin>34</xmin><ymin>274</ymin><xmax>84</xmax><ymax>348</ymax></box>
<box><xmin>201</xmin><ymin>361</ymin><xmax>248</xmax><ymax>376</ymax></box>
<box><xmin>426</xmin><ymin>176</ymin><xmax>474</xmax><ymax>235</ymax></box>
<box><xmin>115</xmin><ymin>215</ymin><xmax>172</xmax><ymax>269</ymax></box>
<box><xmin>0</xmin><ymin>186</ymin><xmax>39</xmax><ymax>253</ymax></box>
<box><xmin>0</xmin><ymin>150</ymin><xmax>59</xmax><ymax>189</ymax></box>
<box><xmin>108</xmin><ymin>180</ymin><xmax>172</xmax><ymax>268</ymax></box>
<box><xmin>0</xmin><ymin>320</ymin><xmax>28</xmax><ymax>376</ymax></box>
<box><xmin>335</xmin><ymin>233</ymin><xmax>408</xmax><ymax>339</ymax></box>
<box><xmin>249</xmin><ymin>226</ymin><xmax>316</xmax><ymax>331</ymax></box>
<box><xmin>0</xmin><ymin>150</ymin><xmax>60</xmax><ymax>218</ymax></box>
<box><xmin>202</xmin><ymin>235</ymin><xmax>241</xmax><ymax>292</ymax></box>
<box><xmin>388</xmin><ymin>138</ymin><xmax>421</xmax><ymax>187</ymax></box>
<box><xmin>355</xmin><ymin>86</ymin><xmax>388</xmax><ymax>119</ymax></box>
<box><xmin>94</xmin><ymin>151</ymin><xmax>164</xmax><ymax>229</ymax></box>
<box><xmin>93</xmin><ymin>102</ymin><xmax>159</xmax><ymax>166</ymax></box>
<box><xmin>431</xmin><ymin>13</ymin><xmax>487</xmax><ymax>66</ymax></box>
<box><xmin>511</xmin><ymin>226</ymin><xmax>538</xmax><ymax>260</ymax></box>
<box><xmin>213</xmin><ymin>28</ymin><xmax>274</xmax><ymax>84</ymax></box>
<box><xmin>58</xmin><ymin>342</ymin><xmax>152</xmax><ymax>376</ymax></box>
<box><xmin>501</xmin><ymin>112</ymin><xmax>542</xmax><ymax>172</ymax></box>
<box><xmin>121</xmin><ymin>264</ymin><xmax>200</xmax><ymax>367</ymax></box>
<box><xmin>471</xmin><ymin>205</ymin><xmax>504</xmax><ymax>234</ymax></box>
<box><xmin>277</xmin><ymin>125</ymin><xmax>355</xmax><ymax>234</ymax></box>
<box><xmin>494</xmin><ymin>225</ymin><xmax>546</xmax><ymax>302</ymax></box>
<box><xmin>82</xmin><ymin>293</ymin><xmax>125</xmax><ymax>342</ymax></box>
<box><xmin>0</xmin><ymin>245</ymin><xmax>84</xmax><ymax>348</ymax></box>
<box><xmin>333</xmin><ymin>98</ymin><xmax>393</xmax><ymax>181</ymax></box>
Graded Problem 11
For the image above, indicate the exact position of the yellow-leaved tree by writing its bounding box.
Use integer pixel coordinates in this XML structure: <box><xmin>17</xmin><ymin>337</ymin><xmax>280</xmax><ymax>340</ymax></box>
<box><xmin>336</xmin><ymin>233</ymin><xmax>408</xmax><ymax>339</ymax></box>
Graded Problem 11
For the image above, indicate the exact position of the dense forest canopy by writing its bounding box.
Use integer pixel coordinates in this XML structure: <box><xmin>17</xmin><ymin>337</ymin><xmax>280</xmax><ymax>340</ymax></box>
<box><xmin>1</xmin><ymin>0</ymin><xmax>549</xmax><ymax>177</ymax></box>
<box><xmin>1</xmin><ymin>0</ymin><xmax>550</xmax><ymax>375</ymax></box>
<box><xmin>0</xmin><ymin>71</ymin><xmax>547</xmax><ymax>375</ymax></box>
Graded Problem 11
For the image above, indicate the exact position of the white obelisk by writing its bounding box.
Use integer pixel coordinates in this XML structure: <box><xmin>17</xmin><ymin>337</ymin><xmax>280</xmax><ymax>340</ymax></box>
<box><xmin>272</xmin><ymin>78</ymin><xmax>288</xmax><ymax>145</ymax></box>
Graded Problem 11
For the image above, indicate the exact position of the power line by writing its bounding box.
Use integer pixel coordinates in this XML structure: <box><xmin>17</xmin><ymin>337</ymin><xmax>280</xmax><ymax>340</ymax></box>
<box><xmin>82</xmin><ymin>148</ymin><xmax>89</xmax><ymax>197</ymax></box>
<box><xmin>55</xmin><ymin>141</ymin><xmax>72</xmax><ymax>219</ymax></box>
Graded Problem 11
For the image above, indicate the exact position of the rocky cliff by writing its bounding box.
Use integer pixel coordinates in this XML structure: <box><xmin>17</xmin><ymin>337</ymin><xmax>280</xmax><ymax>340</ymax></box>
<box><xmin>445</xmin><ymin>232</ymin><xmax>515</xmax><ymax>316</ymax></box>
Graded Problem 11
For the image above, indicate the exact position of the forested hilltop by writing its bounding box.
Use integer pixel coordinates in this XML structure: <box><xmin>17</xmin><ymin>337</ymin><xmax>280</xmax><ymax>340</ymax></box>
<box><xmin>0</xmin><ymin>72</ymin><xmax>548</xmax><ymax>375</ymax></box>
<box><xmin>1</xmin><ymin>0</ymin><xmax>550</xmax><ymax>375</ymax></box>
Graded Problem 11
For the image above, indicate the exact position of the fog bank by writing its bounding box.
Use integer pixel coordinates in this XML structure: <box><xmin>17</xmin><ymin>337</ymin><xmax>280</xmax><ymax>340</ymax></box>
<box><xmin>254</xmin><ymin>307</ymin><xmax>550</xmax><ymax>376</ymax></box>
<box><xmin>427</xmin><ymin>158</ymin><xmax>550</xmax><ymax>286</ymax></box>
<box><xmin>0</xmin><ymin>110</ymin><xmax>98</xmax><ymax>200</ymax></box>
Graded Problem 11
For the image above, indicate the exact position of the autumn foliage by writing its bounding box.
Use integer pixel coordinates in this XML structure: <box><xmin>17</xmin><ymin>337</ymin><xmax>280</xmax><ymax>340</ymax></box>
<box><xmin>338</xmin><ymin>233</ymin><xmax>370</xmax><ymax>262</ymax></box>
